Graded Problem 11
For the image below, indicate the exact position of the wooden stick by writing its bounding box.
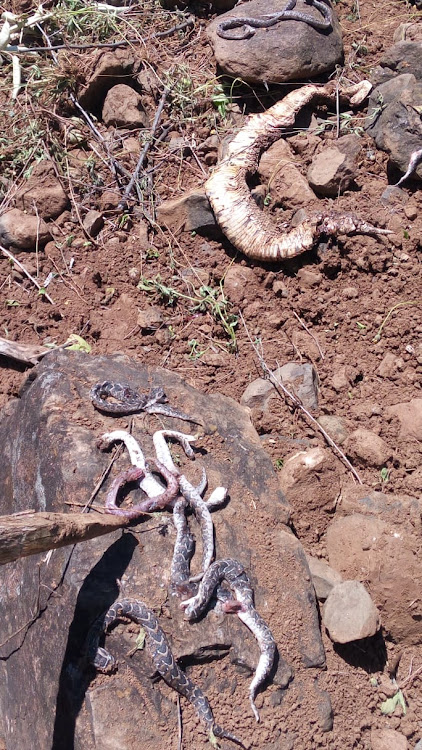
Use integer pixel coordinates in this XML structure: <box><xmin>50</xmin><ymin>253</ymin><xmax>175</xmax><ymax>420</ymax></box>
<box><xmin>0</xmin><ymin>335</ymin><xmax>49</xmax><ymax>365</ymax></box>
<box><xmin>0</xmin><ymin>511</ymin><xmax>138</xmax><ymax>565</ymax></box>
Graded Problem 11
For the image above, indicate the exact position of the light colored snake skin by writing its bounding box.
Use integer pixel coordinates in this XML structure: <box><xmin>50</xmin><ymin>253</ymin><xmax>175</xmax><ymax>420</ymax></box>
<box><xmin>153</xmin><ymin>429</ymin><xmax>227</xmax><ymax>581</ymax></box>
<box><xmin>205</xmin><ymin>80</ymin><xmax>392</xmax><ymax>260</ymax></box>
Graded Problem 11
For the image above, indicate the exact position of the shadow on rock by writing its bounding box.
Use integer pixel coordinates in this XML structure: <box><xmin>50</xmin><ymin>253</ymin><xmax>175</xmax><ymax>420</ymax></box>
<box><xmin>51</xmin><ymin>533</ymin><xmax>138</xmax><ymax>750</ymax></box>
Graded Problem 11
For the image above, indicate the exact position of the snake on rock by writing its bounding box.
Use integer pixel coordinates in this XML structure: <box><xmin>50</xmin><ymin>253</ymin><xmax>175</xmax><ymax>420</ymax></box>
<box><xmin>205</xmin><ymin>80</ymin><xmax>392</xmax><ymax>261</ymax></box>
<box><xmin>88</xmin><ymin>598</ymin><xmax>245</xmax><ymax>748</ymax></box>
<box><xmin>181</xmin><ymin>559</ymin><xmax>276</xmax><ymax>722</ymax></box>
<box><xmin>217</xmin><ymin>0</ymin><xmax>333</xmax><ymax>40</ymax></box>
<box><xmin>153</xmin><ymin>429</ymin><xmax>227</xmax><ymax>582</ymax></box>
<box><xmin>91</xmin><ymin>380</ymin><xmax>198</xmax><ymax>422</ymax></box>
<box><xmin>104</xmin><ymin>459</ymin><xmax>180</xmax><ymax>518</ymax></box>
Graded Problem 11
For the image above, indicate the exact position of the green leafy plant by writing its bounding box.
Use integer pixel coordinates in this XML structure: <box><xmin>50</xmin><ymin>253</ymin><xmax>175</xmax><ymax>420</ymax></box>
<box><xmin>138</xmin><ymin>275</ymin><xmax>238</xmax><ymax>351</ymax></box>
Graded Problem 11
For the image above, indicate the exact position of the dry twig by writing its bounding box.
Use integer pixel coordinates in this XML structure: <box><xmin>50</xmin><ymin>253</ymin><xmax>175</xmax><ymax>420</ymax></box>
<box><xmin>1</xmin><ymin>244</ymin><xmax>55</xmax><ymax>304</ymax></box>
<box><xmin>240</xmin><ymin>312</ymin><xmax>363</xmax><ymax>484</ymax></box>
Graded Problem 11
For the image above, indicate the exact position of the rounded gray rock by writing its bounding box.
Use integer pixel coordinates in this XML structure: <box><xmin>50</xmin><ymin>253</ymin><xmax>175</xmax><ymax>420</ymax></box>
<box><xmin>323</xmin><ymin>580</ymin><xmax>380</xmax><ymax>643</ymax></box>
<box><xmin>207</xmin><ymin>0</ymin><xmax>343</xmax><ymax>85</ymax></box>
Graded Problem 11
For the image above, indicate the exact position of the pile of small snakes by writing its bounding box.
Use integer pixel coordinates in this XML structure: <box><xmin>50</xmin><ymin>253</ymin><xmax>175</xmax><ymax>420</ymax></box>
<box><xmin>87</xmin><ymin>381</ymin><xmax>278</xmax><ymax>747</ymax></box>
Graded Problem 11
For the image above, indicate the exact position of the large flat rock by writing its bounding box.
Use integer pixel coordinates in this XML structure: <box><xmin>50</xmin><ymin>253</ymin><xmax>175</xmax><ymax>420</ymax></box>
<box><xmin>0</xmin><ymin>350</ymin><xmax>326</xmax><ymax>749</ymax></box>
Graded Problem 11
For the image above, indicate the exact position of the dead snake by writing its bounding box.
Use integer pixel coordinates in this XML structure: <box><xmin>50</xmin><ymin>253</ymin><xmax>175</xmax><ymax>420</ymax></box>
<box><xmin>181</xmin><ymin>559</ymin><xmax>277</xmax><ymax>722</ymax></box>
<box><xmin>205</xmin><ymin>79</ymin><xmax>392</xmax><ymax>261</ymax></box>
<box><xmin>88</xmin><ymin>598</ymin><xmax>245</xmax><ymax>748</ymax></box>
<box><xmin>217</xmin><ymin>0</ymin><xmax>333</xmax><ymax>40</ymax></box>
<box><xmin>91</xmin><ymin>380</ymin><xmax>197</xmax><ymax>422</ymax></box>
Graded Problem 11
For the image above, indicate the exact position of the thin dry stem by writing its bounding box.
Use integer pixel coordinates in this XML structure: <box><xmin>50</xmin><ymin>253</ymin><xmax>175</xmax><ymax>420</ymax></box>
<box><xmin>1</xmin><ymin>245</ymin><xmax>55</xmax><ymax>304</ymax></box>
<box><xmin>240</xmin><ymin>312</ymin><xmax>363</xmax><ymax>484</ymax></box>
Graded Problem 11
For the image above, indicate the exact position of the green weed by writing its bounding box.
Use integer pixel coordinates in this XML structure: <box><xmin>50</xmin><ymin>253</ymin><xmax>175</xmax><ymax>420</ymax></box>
<box><xmin>138</xmin><ymin>275</ymin><xmax>238</xmax><ymax>351</ymax></box>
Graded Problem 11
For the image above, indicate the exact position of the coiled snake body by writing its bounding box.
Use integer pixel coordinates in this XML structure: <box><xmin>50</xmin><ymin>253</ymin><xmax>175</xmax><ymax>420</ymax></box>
<box><xmin>91</xmin><ymin>381</ymin><xmax>196</xmax><ymax>422</ymax></box>
<box><xmin>88</xmin><ymin>598</ymin><xmax>244</xmax><ymax>747</ymax></box>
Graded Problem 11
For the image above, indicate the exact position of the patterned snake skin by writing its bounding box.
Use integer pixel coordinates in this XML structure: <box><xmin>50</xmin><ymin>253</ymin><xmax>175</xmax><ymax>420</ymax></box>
<box><xmin>90</xmin><ymin>381</ymin><xmax>196</xmax><ymax>422</ymax></box>
<box><xmin>88</xmin><ymin>599</ymin><xmax>245</xmax><ymax>747</ymax></box>
<box><xmin>153</xmin><ymin>430</ymin><xmax>226</xmax><ymax>581</ymax></box>
<box><xmin>217</xmin><ymin>0</ymin><xmax>332</xmax><ymax>40</ymax></box>
<box><xmin>182</xmin><ymin>559</ymin><xmax>276</xmax><ymax>722</ymax></box>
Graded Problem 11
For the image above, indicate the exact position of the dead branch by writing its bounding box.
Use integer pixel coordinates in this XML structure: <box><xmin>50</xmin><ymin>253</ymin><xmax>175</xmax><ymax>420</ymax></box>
<box><xmin>0</xmin><ymin>510</ymin><xmax>139</xmax><ymax>565</ymax></box>
<box><xmin>0</xmin><ymin>336</ymin><xmax>50</xmax><ymax>365</ymax></box>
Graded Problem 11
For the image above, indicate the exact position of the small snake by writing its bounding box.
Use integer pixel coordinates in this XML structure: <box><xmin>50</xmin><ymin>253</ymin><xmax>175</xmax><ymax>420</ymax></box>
<box><xmin>88</xmin><ymin>598</ymin><xmax>245</xmax><ymax>748</ymax></box>
<box><xmin>91</xmin><ymin>381</ymin><xmax>197</xmax><ymax>423</ymax></box>
<box><xmin>181</xmin><ymin>559</ymin><xmax>277</xmax><ymax>722</ymax></box>
<box><xmin>104</xmin><ymin>459</ymin><xmax>180</xmax><ymax>519</ymax></box>
<box><xmin>153</xmin><ymin>430</ymin><xmax>227</xmax><ymax>582</ymax></box>
<box><xmin>217</xmin><ymin>0</ymin><xmax>333</xmax><ymax>40</ymax></box>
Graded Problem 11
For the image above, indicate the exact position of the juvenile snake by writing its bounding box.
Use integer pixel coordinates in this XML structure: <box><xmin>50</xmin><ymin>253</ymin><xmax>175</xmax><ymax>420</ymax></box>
<box><xmin>153</xmin><ymin>429</ymin><xmax>227</xmax><ymax>582</ymax></box>
<box><xmin>181</xmin><ymin>559</ymin><xmax>276</xmax><ymax>722</ymax></box>
<box><xmin>88</xmin><ymin>598</ymin><xmax>245</xmax><ymax>748</ymax></box>
<box><xmin>205</xmin><ymin>80</ymin><xmax>392</xmax><ymax>261</ymax></box>
<box><xmin>217</xmin><ymin>0</ymin><xmax>332</xmax><ymax>40</ymax></box>
<box><xmin>91</xmin><ymin>381</ymin><xmax>197</xmax><ymax>422</ymax></box>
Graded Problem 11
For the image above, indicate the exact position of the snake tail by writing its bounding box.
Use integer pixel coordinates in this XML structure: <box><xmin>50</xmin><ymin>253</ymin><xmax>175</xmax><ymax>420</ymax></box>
<box><xmin>88</xmin><ymin>599</ymin><xmax>244</xmax><ymax>747</ymax></box>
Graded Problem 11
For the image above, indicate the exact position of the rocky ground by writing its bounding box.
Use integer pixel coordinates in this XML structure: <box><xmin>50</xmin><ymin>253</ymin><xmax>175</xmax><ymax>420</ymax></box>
<box><xmin>0</xmin><ymin>0</ymin><xmax>421</xmax><ymax>748</ymax></box>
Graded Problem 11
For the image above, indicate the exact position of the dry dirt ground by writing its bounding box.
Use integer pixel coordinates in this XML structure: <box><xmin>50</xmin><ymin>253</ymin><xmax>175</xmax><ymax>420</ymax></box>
<box><xmin>0</xmin><ymin>0</ymin><xmax>421</xmax><ymax>748</ymax></box>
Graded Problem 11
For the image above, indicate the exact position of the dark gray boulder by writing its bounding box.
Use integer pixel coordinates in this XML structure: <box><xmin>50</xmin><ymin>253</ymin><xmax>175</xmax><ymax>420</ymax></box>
<box><xmin>0</xmin><ymin>350</ymin><xmax>326</xmax><ymax>749</ymax></box>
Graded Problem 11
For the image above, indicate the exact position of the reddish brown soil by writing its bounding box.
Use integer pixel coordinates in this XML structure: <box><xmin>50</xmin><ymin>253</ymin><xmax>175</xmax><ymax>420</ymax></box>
<box><xmin>0</xmin><ymin>0</ymin><xmax>421</xmax><ymax>748</ymax></box>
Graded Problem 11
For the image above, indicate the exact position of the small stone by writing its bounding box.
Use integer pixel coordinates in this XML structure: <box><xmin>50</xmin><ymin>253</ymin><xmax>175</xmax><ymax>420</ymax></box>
<box><xmin>128</xmin><ymin>267</ymin><xmax>140</xmax><ymax>283</ymax></box>
<box><xmin>15</xmin><ymin>160</ymin><xmax>69</xmax><ymax>220</ymax></box>
<box><xmin>273</xmin><ymin>280</ymin><xmax>289</xmax><ymax>297</ymax></box>
<box><xmin>404</xmin><ymin>203</ymin><xmax>418</xmax><ymax>220</ymax></box>
<box><xmin>241</xmin><ymin>378</ymin><xmax>273</xmax><ymax>411</ymax></box>
<box><xmin>370</xmin><ymin>728</ymin><xmax>408</xmax><ymax>750</ymax></box>
<box><xmin>344</xmin><ymin>428</ymin><xmax>392</xmax><ymax>468</ymax></box>
<box><xmin>102</xmin><ymin>84</ymin><xmax>147</xmax><ymax>128</ymax></box>
<box><xmin>377</xmin><ymin>352</ymin><xmax>404</xmax><ymax>378</ymax></box>
<box><xmin>156</xmin><ymin>189</ymin><xmax>216</xmax><ymax>233</ymax></box>
<box><xmin>258</xmin><ymin>139</ymin><xmax>316</xmax><ymax>209</ymax></box>
<box><xmin>323</xmin><ymin>580</ymin><xmax>380</xmax><ymax>643</ymax></box>
<box><xmin>83</xmin><ymin>210</ymin><xmax>104</xmax><ymax>237</ymax></box>
<box><xmin>0</xmin><ymin>208</ymin><xmax>51</xmax><ymax>250</ymax></box>
<box><xmin>331</xmin><ymin>365</ymin><xmax>350</xmax><ymax>391</ymax></box>
<box><xmin>297</xmin><ymin>268</ymin><xmax>323</xmax><ymax>287</ymax></box>
<box><xmin>223</xmin><ymin>266</ymin><xmax>256</xmax><ymax>305</ymax></box>
<box><xmin>274</xmin><ymin>362</ymin><xmax>319</xmax><ymax>410</ymax></box>
<box><xmin>317</xmin><ymin>415</ymin><xmax>348</xmax><ymax>445</ymax></box>
<box><xmin>381</xmin><ymin>185</ymin><xmax>407</xmax><ymax>205</ymax></box>
<box><xmin>307</xmin><ymin>145</ymin><xmax>358</xmax><ymax>197</ymax></box>
<box><xmin>137</xmin><ymin>305</ymin><xmax>164</xmax><ymax>331</ymax></box>
<box><xmin>306</xmin><ymin>555</ymin><xmax>343</xmax><ymax>601</ymax></box>
<box><xmin>386</xmin><ymin>399</ymin><xmax>422</xmax><ymax>440</ymax></box>
<box><xmin>342</xmin><ymin>286</ymin><xmax>359</xmax><ymax>299</ymax></box>
<box><xmin>99</xmin><ymin>190</ymin><xmax>121</xmax><ymax>211</ymax></box>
